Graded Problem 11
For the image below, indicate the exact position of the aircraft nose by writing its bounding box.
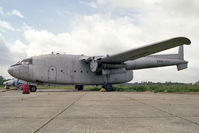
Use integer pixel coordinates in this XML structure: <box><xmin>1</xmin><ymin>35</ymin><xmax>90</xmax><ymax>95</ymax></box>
<box><xmin>8</xmin><ymin>67</ymin><xmax>13</xmax><ymax>76</ymax></box>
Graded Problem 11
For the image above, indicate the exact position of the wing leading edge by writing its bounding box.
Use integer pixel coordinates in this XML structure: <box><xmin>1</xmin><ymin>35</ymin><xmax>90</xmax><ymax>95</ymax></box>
<box><xmin>99</xmin><ymin>37</ymin><xmax>191</xmax><ymax>64</ymax></box>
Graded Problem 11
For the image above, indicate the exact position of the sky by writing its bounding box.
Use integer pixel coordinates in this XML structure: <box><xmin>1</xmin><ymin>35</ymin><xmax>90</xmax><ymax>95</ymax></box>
<box><xmin>0</xmin><ymin>0</ymin><xmax>199</xmax><ymax>83</ymax></box>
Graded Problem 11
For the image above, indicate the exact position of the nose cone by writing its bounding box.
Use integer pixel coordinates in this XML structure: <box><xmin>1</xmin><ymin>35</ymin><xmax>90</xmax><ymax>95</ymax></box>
<box><xmin>8</xmin><ymin>67</ymin><xmax>13</xmax><ymax>76</ymax></box>
<box><xmin>8</xmin><ymin>65</ymin><xmax>28</xmax><ymax>80</ymax></box>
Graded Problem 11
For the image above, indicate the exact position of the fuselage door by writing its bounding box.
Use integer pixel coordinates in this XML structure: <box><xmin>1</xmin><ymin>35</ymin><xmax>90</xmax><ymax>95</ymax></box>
<box><xmin>48</xmin><ymin>66</ymin><xmax>57</xmax><ymax>83</ymax></box>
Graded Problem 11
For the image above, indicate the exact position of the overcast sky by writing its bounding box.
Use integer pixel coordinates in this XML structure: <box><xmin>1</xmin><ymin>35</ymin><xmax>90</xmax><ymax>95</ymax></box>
<box><xmin>0</xmin><ymin>0</ymin><xmax>198</xmax><ymax>83</ymax></box>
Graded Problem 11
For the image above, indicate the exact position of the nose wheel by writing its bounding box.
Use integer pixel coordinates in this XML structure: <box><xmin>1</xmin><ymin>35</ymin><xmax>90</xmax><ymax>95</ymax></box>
<box><xmin>29</xmin><ymin>85</ymin><xmax>37</xmax><ymax>92</ymax></box>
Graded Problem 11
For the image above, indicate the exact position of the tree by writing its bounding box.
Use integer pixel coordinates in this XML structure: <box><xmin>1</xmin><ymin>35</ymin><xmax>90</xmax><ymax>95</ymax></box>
<box><xmin>195</xmin><ymin>81</ymin><xmax>199</xmax><ymax>85</ymax></box>
<box><xmin>0</xmin><ymin>76</ymin><xmax>4</xmax><ymax>85</ymax></box>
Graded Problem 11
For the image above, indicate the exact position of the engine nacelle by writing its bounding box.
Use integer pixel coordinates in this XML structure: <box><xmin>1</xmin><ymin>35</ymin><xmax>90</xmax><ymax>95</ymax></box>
<box><xmin>89</xmin><ymin>56</ymin><xmax>103</xmax><ymax>72</ymax></box>
<box><xmin>90</xmin><ymin>59</ymin><xmax>98</xmax><ymax>72</ymax></box>
<box><xmin>102</xmin><ymin>68</ymin><xmax>127</xmax><ymax>75</ymax></box>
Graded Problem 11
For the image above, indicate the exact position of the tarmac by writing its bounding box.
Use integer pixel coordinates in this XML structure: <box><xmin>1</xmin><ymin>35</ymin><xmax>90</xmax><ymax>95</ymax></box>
<box><xmin>1</xmin><ymin>89</ymin><xmax>199</xmax><ymax>133</ymax></box>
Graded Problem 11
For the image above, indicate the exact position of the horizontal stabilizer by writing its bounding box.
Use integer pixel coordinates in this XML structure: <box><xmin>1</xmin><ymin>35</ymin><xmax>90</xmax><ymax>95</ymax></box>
<box><xmin>177</xmin><ymin>63</ymin><xmax>188</xmax><ymax>71</ymax></box>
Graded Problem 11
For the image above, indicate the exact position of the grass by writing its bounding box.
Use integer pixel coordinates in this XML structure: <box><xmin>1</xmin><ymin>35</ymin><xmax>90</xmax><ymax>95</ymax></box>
<box><xmin>0</xmin><ymin>85</ymin><xmax>4</xmax><ymax>89</ymax></box>
<box><xmin>40</xmin><ymin>84</ymin><xmax>199</xmax><ymax>93</ymax></box>
<box><xmin>0</xmin><ymin>85</ymin><xmax>15</xmax><ymax>90</ymax></box>
<box><xmin>1</xmin><ymin>84</ymin><xmax>199</xmax><ymax>93</ymax></box>
<box><xmin>112</xmin><ymin>85</ymin><xmax>199</xmax><ymax>93</ymax></box>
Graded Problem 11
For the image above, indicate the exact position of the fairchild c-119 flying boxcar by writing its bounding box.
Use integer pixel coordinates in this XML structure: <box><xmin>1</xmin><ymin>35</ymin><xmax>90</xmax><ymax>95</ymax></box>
<box><xmin>8</xmin><ymin>37</ymin><xmax>191</xmax><ymax>91</ymax></box>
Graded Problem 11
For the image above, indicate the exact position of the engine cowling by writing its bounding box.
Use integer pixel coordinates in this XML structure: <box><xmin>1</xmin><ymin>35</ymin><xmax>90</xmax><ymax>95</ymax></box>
<box><xmin>89</xmin><ymin>56</ymin><xmax>127</xmax><ymax>74</ymax></box>
<box><xmin>90</xmin><ymin>59</ymin><xmax>98</xmax><ymax>72</ymax></box>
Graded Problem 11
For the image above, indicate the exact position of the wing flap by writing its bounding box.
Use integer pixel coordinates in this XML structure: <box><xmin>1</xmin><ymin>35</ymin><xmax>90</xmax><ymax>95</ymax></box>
<box><xmin>99</xmin><ymin>37</ymin><xmax>191</xmax><ymax>64</ymax></box>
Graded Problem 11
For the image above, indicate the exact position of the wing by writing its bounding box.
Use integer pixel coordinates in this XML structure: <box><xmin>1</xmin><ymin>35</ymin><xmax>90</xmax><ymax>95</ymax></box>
<box><xmin>98</xmin><ymin>37</ymin><xmax>191</xmax><ymax>64</ymax></box>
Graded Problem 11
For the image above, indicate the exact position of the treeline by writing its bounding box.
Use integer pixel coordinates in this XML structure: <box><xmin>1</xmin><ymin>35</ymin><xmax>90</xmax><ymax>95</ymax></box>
<box><xmin>122</xmin><ymin>81</ymin><xmax>192</xmax><ymax>86</ymax></box>
<box><xmin>0</xmin><ymin>76</ymin><xmax>5</xmax><ymax>85</ymax></box>
<box><xmin>87</xmin><ymin>84</ymin><xmax>199</xmax><ymax>93</ymax></box>
<box><xmin>113</xmin><ymin>84</ymin><xmax>199</xmax><ymax>93</ymax></box>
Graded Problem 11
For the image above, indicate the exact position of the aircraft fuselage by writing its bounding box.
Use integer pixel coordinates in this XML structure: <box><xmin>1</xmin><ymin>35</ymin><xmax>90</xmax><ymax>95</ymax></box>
<box><xmin>8</xmin><ymin>54</ymin><xmax>133</xmax><ymax>85</ymax></box>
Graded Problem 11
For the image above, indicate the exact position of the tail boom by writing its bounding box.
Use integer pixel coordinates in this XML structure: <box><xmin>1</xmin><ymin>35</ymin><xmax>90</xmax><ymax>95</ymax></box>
<box><xmin>125</xmin><ymin>45</ymin><xmax>188</xmax><ymax>71</ymax></box>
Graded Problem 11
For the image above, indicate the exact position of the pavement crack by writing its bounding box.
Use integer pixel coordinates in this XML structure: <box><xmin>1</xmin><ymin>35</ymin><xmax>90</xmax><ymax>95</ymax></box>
<box><xmin>123</xmin><ymin>94</ymin><xmax>199</xmax><ymax>126</ymax></box>
<box><xmin>33</xmin><ymin>92</ymin><xmax>86</xmax><ymax>133</ymax></box>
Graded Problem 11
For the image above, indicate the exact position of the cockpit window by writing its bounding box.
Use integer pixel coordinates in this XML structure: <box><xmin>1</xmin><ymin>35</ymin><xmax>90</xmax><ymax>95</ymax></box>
<box><xmin>21</xmin><ymin>58</ymin><xmax>32</xmax><ymax>65</ymax></box>
<box><xmin>11</xmin><ymin>58</ymin><xmax>32</xmax><ymax>67</ymax></box>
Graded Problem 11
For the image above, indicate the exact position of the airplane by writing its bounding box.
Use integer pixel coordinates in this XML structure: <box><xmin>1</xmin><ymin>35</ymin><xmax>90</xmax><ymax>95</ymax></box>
<box><xmin>3</xmin><ymin>78</ymin><xmax>37</xmax><ymax>91</ymax></box>
<box><xmin>7</xmin><ymin>37</ymin><xmax>191</xmax><ymax>91</ymax></box>
<box><xmin>3</xmin><ymin>79</ymin><xmax>22</xmax><ymax>89</ymax></box>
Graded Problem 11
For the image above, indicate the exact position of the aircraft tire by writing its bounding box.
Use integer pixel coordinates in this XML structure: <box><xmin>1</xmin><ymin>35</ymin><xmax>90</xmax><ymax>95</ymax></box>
<box><xmin>75</xmin><ymin>85</ymin><xmax>83</xmax><ymax>91</ymax></box>
<box><xmin>30</xmin><ymin>85</ymin><xmax>37</xmax><ymax>92</ymax></box>
<box><xmin>102</xmin><ymin>84</ymin><xmax>113</xmax><ymax>91</ymax></box>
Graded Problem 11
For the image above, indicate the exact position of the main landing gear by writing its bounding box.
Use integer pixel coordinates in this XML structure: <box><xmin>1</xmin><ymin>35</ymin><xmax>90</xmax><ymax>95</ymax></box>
<box><xmin>101</xmin><ymin>84</ymin><xmax>113</xmax><ymax>91</ymax></box>
<box><xmin>75</xmin><ymin>85</ymin><xmax>83</xmax><ymax>91</ymax></box>
<box><xmin>74</xmin><ymin>84</ymin><xmax>113</xmax><ymax>91</ymax></box>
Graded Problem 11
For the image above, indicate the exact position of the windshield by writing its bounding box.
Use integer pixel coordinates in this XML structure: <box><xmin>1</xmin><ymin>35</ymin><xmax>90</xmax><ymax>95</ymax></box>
<box><xmin>21</xmin><ymin>58</ymin><xmax>32</xmax><ymax>65</ymax></box>
<box><xmin>11</xmin><ymin>58</ymin><xmax>32</xmax><ymax>67</ymax></box>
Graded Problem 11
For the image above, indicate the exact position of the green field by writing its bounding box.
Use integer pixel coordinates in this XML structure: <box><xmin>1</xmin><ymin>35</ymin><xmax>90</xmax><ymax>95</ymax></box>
<box><xmin>39</xmin><ymin>84</ymin><xmax>199</xmax><ymax>93</ymax></box>
<box><xmin>1</xmin><ymin>84</ymin><xmax>199</xmax><ymax>93</ymax></box>
<box><xmin>111</xmin><ymin>85</ymin><xmax>199</xmax><ymax>93</ymax></box>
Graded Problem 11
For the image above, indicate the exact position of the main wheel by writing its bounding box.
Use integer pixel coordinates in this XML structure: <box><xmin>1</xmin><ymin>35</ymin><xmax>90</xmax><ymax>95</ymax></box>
<box><xmin>75</xmin><ymin>85</ymin><xmax>83</xmax><ymax>91</ymax></box>
<box><xmin>30</xmin><ymin>85</ymin><xmax>37</xmax><ymax>92</ymax></box>
<box><xmin>102</xmin><ymin>84</ymin><xmax>113</xmax><ymax>91</ymax></box>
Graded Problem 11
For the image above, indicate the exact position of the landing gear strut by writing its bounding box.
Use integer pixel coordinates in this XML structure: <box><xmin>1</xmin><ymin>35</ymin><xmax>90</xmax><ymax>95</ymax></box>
<box><xmin>75</xmin><ymin>85</ymin><xmax>83</xmax><ymax>91</ymax></box>
<box><xmin>5</xmin><ymin>85</ymin><xmax>9</xmax><ymax>89</ymax></box>
<box><xmin>101</xmin><ymin>84</ymin><xmax>113</xmax><ymax>91</ymax></box>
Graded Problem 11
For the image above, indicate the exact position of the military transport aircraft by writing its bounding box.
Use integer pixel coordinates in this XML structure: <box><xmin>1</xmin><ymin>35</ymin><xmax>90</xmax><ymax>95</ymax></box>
<box><xmin>8</xmin><ymin>37</ymin><xmax>191</xmax><ymax>91</ymax></box>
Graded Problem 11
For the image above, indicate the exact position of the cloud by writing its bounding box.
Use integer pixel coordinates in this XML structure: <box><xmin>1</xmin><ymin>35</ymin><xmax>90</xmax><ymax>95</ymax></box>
<box><xmin>0</xmin><ymin>7</ymin><xmax>24</xmax><ymax>18</ymax></box>
<box><xmin>80</xmin><ymin>1</ymin><xmax>98</xmax><ymax>8</ymax></box>
<box><xmin>94</xmin><ymin>0</ymin><xmax>161</xmax><ymax>12</ymax></box>
<box><xmin>0</xmin><ymin>20</ymin><xmax>15</xmax><ymax>31</ymax></box>
<box><xmin>7</xmin><ymin>9</ymin><xmax>24</xmax><ymax>18</ymax></box>
<box><xmin>2</xmin><ymin>1</ymin><xmax>199</xmax><ymax>82</ymax></box>
<box><xmin>160</xmin><ymin>0</ymin><xmax>199</xmax><ymax>17</ymax></box>
<box><xmin>0</xmin><ymin>36</ymin><xmax>14</xmax><ymax>65</ymax></box>
<box><xmin>0</xmin><ymin>35</ymin><xmax>27</xmax><ymax>77</ymax></box>
<box><xmin>0</xmin><ymin>7</ymin><xmax>4</xmax><ymax>15</ymax></box>
<box><xmin>11</xmin><ymin>15</ymin><xmax>143</xmax><ymax>57</ymax></box>
<box><xmin>0</xmin><ymin>37</ymin><xmax>12</xmax><ymax>77</ymax></box>
<box><xmin>7</xmin><ymin>40</ymin><xmax>28</xmax><ymax>60</ymax></box>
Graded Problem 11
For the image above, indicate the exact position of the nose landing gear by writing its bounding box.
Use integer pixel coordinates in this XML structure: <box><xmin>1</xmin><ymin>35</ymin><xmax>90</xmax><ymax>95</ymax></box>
<box><xmin>29</xmin><ymin>85</ymin><xmax>37</xmax><ymax>92</ymax></box>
